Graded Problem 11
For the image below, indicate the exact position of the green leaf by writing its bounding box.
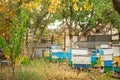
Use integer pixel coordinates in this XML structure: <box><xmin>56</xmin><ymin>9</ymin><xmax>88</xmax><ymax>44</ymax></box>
<box><xmin>16</xmin><ymin>8</ymin><xmax>21</xmax><ymax>16</ymax></box>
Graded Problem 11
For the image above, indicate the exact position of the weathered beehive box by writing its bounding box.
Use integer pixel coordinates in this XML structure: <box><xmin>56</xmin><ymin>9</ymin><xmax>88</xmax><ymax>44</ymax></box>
<box><xmin>99</xmin><ymin>48</ymin><xmax>113</xmax><ymax>72</ymax></box>
<box><xmin>112</xmin><ymin>44</ymin><xmax>120</xmax><ymax>73</ymax></box>
<box><xmin>50</xmin><ymin>49</ymin><xmax>63</xmax><ymax>59</ymax></box>
<box><xmin>69</xmin><ymin>49</ymin><xmax>97</xmax><ymax>68</ymax></box>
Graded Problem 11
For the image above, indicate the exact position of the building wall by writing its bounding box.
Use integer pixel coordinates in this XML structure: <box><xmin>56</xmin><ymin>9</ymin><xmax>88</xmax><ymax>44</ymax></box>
<box><xmin>87</xmin><ymin>35</ymin><xmax>111</xmax><ymax>42</ymax></box>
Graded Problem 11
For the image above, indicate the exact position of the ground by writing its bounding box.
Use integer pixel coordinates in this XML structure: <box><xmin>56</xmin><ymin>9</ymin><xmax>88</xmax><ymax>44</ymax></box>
<box><xmin>0</xmin><ymin>58</ymin><xmax>116</xmax><ymax>80</ymax></box>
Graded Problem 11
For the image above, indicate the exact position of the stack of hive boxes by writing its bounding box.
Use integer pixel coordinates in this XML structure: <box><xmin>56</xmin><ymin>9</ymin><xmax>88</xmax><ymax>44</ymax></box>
<box><xmin>70</xmin><ymin>49</ymin><xmax>97</xmax><ymax>68</ymax></box>
<box><xmin>99</xmin><ymin>47</ymin><xmax>113</xmax><ymax>72</ymax></box>
<box><xmin>112</xmin><ymin>44</ymin><xmax>120</xmax><ymax>73</ymax></box>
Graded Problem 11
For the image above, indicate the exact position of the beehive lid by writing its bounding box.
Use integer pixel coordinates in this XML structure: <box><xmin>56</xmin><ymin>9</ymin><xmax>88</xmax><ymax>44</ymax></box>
<box><xmin>72</xmin><ymin>49</ymin><xmax>88</xmax><ymax>55</ymax></box>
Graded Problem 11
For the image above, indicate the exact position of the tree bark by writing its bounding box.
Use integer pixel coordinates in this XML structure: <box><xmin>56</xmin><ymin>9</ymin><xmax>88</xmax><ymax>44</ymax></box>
<box><xmin>112</xmin><ymin>0</ymin><xmax>120</xmax><ymax>14</ymax></box>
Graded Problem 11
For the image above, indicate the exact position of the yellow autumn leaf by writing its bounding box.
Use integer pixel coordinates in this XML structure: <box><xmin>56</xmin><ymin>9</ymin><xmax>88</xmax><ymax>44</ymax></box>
<box><xmin>90</xmin><ymin>3</ymin><xmax>94</xmax><ymax>8</ymax></box>
<box><xmin>34</xmin><ymin>3</ymin><xmax>39</xmax><ymax>9</ymax></box>
<box><xmin>84</xmin><ymin>0</ymin><xmax>93</xmax><ymax>11</ymax></box>
<box><xmin>21</xmin><ymin>3</ymin><xmax>25</xmax><ymax>8</ymax></box>
<box><xmin>5</xmin><ymin>55</ymin><xmax>10</xmax><ymax>59</ymax></box>
<box><xmin>48</xmin><ymin>0</ymin><xmax>61</xmax><ymax>13</ymax></box>
<box><xmin>72</xmin><ymin>0</ymin><xmax>79</xmax><ymax>3</ymax></box>
<box><xmin>80</xmin><ymin>7</ymin><xmax>83</xmax><ymax>11</ymax></box>
<box><xmin>28</xmin><ymin>2</ymin><xmax>32</xmax><ymax>8</ymax></box>
<box><xmin>48</xmin><ymin>6</ymin><xmax>56</xmax><ymax>13</ymax></box>
<box><xmin>73</xmin><ymin>3</ymin><xmax>78</xmax><ymax>11</ymax></box>
<box><xmin>39</xmin><ymin>0</ymin><xmax>42</xmax><ymax>2</ymax></box>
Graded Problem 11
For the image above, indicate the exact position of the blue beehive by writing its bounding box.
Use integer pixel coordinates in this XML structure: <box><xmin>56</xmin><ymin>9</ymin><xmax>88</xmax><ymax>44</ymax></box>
<box><xmin>57</xmin><ymin>52</ymin><xmax>67</xmax><ymax>58</ymax></box>
<box><xmin>50</xmin><ymin>49</ymin><xmax>70</xmax><ymax>62</ymax></box>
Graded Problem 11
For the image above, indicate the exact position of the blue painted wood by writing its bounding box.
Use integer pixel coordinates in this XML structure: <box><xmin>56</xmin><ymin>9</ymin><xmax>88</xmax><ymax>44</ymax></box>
<box><xmin>92</xmin><ymin>50</ymin><xmax>97</xmax><ymax>56</ymax></box>
<box><xmin>114</xmin><ymin>67</ymin><xmax>120</xmax><ymax>73</ymax></box>
<box><xmin>51</xmin><ymin>51</ymin><xmax>70</xmax><ymax>59</ymax></box>
<box><xmin>74</xmin><ymin>64</ymin><xmax>92</xmax><ymax>68</ymax></box>
<box><xmin>104</xmin><ymin>60</ymin><xmax>113</xmax><ymax>66</ymax></box>
<box><xmin>96</xmin><ymin>49</ymin><xmax>99</xmax><ymax>53</ymax></box>
<box><xmin>99</xmin><ymin>50</ymin><xmax>104</xmax><ymax>55</ymax></box>
<box><xmin>91</xmin><ymin>56</ymin><xmax>97</xmax><ymax>62</ymax></box>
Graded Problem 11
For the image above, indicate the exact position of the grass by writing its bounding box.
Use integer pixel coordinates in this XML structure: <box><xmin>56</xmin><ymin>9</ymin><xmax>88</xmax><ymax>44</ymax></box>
<box><xmin>0</xmin><ymin>58</ymin><xmax>116</xmax><ymax>80</ymax></box>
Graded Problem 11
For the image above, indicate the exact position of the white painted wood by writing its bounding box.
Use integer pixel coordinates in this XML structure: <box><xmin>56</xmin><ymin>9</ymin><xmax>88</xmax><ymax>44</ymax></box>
<box><xmin>72</xmin><ymin>49</ymin><xmax>88</xmax><ymax>55</ymax></box>
<box><xmin>100</xmin><ymin>44</ymin><xmax>109</xmax><ymax>48</ymax></box>
<box><xmin>102</xmin><ymin>49</ymin><xmax>113</xmax><ymax>55</ymax></box>
<box><xmin>51</xmin><ymin>55</ymin><xmax>58</xmax><ymax>59</ymax></box>
<box><xmin>51</xmin><ymin>49</ymin><xmax>63</xmax><ymax>52</ymax></box>
<box><xmin>102</xmin><ymin>55</ymin><xmax>113</xmax><ymax>60</ymax></box>
<box><xmin>96</xmin><ymin>53</ymin><xmax>100</xmax><ymax>57</ymax></box>
<box><xmin>113</xmin><ymin>53</ymin><xmax>120</xmax><ymax>56</ymax></box>
<box><xmin>73</xmin><ymin>56</ymin><xmax>91</xmax><ymax>64</ymax></box>
<box><xmin>112</xmin><ymin>46</ymin><xmax>120</xmax><ymax>56</ymax></box>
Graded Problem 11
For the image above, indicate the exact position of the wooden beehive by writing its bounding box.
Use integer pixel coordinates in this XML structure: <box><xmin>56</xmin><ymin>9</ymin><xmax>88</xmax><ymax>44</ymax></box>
<box><xmin>112</xmin><ymin>44</ymin><xmax>120</xmax><ymax>67</ymax></box>
<box><xmin>114</xmin><ymin>56</ymin><xmax>120</xmax><ymax>67</ymax></box>
<box><xmin>73</xmin><ymin>55</ymin><xmax>91</xmax><ymax>64</ymax></box>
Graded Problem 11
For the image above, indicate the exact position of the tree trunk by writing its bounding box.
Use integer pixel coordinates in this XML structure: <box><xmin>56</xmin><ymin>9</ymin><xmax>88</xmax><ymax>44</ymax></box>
<box><xmin>29</xmin><ymin>29</ymin><xmax>34</xmax><ymax>60</ymax></box>
<box><xmin>11</xmin><ymin>60</ymin><xmax>15</xmax><ymax>79</ymax></box>
<box><xmin>10</xmin><ymin>49</ymin><xmax>15</xmax><ymax>79</ymax></box>
<box><xmin>112</xmin><ymin>0</ymin><xmax>120</xmax><ymax>14</ymax></box>
<box><xmin>64</xmin><ymin>32</ymin><xmax>66</xmax><ymax>50</ymax></box>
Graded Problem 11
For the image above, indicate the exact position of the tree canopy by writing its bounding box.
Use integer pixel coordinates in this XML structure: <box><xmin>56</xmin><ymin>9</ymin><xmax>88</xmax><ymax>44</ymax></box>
<box><xmin>0</xmin><ymin>0</ymin><xmax>120</xmax><ymax>54</ymax></box>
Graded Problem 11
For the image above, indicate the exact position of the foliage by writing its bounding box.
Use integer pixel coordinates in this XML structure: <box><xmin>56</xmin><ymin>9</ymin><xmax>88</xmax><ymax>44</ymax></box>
<box><xmin>49</xmin><ymin>0</ymin><xmax>119</xmax><ymax>47</ymax></box>
<box><xmin>0</xmin><ymin>0</ymin><xmax>30</xmax><ymax>78</ymax></box>
<box><xmin>20</xmin><ymin>55</ymin><xmax>31</xmax><ymax>65</ymax></box>
<box><xmin>0</xmin><ymin>9</ymin><xmax>29</xmax><ymax>59</ymax></box>
<box><xmin>48</xmin><ymin>0</ymin><xmax>61</xmax><ymax>13</ymax></box>
<box><xmin>103</xmin><ymin>11</ymin><xmax>120</xmax><ymax>32</ymax></box>
<box><xmin>0</xmin><ymin>0</ymin><xmax>16</xmax><ymax>41</ymax></box>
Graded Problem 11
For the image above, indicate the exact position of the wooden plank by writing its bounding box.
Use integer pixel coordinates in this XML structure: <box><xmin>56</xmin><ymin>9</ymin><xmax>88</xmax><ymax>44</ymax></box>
<box><xmin>72</xmin><ymin>49</ymin><xmax>88</xmax><ymax>55</ymax></box>
<box><xmin>114</xmin><ymin>56</ymin><xmax>120</xmax><ymax>67</ymax></box>
<box><xmin>51</xmin><ymin>49</ymin><xmax>63</xmax><ymax>52</ymax></box>
<box><xmin>101</xmin><ymin>60</ymin><xmax>104</xmax><ymax>66</ymax></box>
<box><xmin>103</xmin><ymin>55</ymin><xmax>113</xmax><ymax>60</ymax></box>
<box><xmin>73</xmin><ymin>56</ymin><xmax>91</xmax><ymax>64</ymax></box>
<box><xmin>102</xmin><ymin>48</ymin><xmax>113</xmax><ymax>55</ymax></box>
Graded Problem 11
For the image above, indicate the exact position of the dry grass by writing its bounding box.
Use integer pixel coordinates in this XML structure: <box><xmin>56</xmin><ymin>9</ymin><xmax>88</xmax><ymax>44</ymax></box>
<box><xmin>0</xmin><ymin>58</ymin><xmax>115</xmax><ymax>80</ymax></box>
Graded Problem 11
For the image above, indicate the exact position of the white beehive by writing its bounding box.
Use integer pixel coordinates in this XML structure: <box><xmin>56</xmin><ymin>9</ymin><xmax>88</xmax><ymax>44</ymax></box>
<box><xmin>73</xmin><ymin>55</ymin><xmax>91</xmax><ymax>64</ymax></box>
<box><xmin>112</xmin><ymin>44</ymin><xmax>120</xmax><ymax>56</ymax></box>
<box><xmin>100</xmin><ymin>48</ymin><xmax>113</xmax><ymax>55</ymax></box>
